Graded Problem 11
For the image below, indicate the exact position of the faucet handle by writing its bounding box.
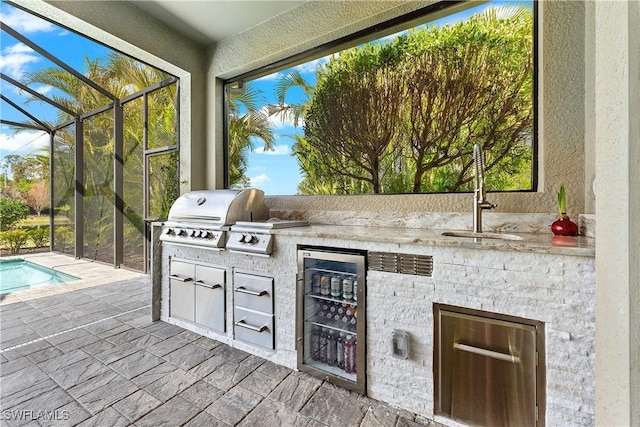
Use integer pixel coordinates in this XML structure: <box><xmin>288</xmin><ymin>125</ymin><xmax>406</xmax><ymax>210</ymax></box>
<box><xmin>480</xmin><ymin>201</ymin><xmax>497</xmax><ymax>210</ymax></box>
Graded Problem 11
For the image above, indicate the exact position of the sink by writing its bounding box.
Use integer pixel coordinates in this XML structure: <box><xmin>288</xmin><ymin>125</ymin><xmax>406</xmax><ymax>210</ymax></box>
<box><xmin>441</xmin><ymin>231</ymin><xmax>523</xmax><ymax>241</ymax></box>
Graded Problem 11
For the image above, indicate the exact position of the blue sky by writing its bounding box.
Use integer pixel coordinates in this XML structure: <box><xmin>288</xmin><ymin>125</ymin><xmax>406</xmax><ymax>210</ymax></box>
<box><xmin>0</xmin><ymin>2</ymin><xmax>111</xmax><ymax>169</ymax></box>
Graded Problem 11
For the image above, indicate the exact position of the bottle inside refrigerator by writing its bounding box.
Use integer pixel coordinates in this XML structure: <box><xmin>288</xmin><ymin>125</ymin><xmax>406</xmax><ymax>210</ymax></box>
<box><xmin>297</xmin><ymin>246</ymin><xmax>366</xmax><ymax>394</ymax></box>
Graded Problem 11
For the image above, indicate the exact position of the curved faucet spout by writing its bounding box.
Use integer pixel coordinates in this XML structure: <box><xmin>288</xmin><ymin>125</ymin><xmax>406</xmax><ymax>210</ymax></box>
<box><xmin>472</xmin><ymin>144</ymin><xmax>496</xmax><ymax>233</ymax></box>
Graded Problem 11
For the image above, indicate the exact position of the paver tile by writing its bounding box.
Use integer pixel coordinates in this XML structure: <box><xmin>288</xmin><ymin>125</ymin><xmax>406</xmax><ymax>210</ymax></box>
<box><xmin>267</xmin><ymin>373</ymin><xmax>320</xmax><ymax>412</ymax></box>
<box><xmin>75</xmin><ymin>374</ymin><xmax>138</xmax><ymax>415</ymax></box>
<box><xmin>111</xmin><ymin>389</ymin><xmax>162</xmax><ymax>422</ymax></box>
<box><xmin>255</xmin><ymin>360</ymin><xmax>293</xmax><ymax>382</ymax></box>
<box><xmin>38</xmin><ymin>400</ymin><xmax>91</xmax><ymax>427</ymax></box>
<box><xmin>178</xmin><ymin>380</ymin><xmax>225</xmax><ymax>409</ymax></box>
<box><xmin>0</xmin><ymin>357</ymin><xmax>35</xmax><ymax>377</ymax></box>
<box><xmin>108</xmin><ymin>349</ymin><xmax>164</xmax><ymax>379</ymax></box>
<box><xmin>67</xmin><ymin>370</ymin><xmax>121</xmax><ymax>400</ymax></box>
<box><xmin>105</xmin><ymin>327</ymin><xmax>147</xmax><ymax>346</ymax></box>
<box><xmin>6</xmin><ymin>386</ymin><xmax>74</xmax><ymax>419</ymax></box>
<box><xmin>0</xmin><ymin>378</ymin><xmax>58</xmax><ymax>409</ymax></box>
<box><xmin>183</xmin><ymin>410</ymin><xmax>231</xmax><ymax>427</ymax></box>
<box><xmin>48</xmin><ymin>357</ymin><xmax>111</xmax><ymax>389</ymax></box>
<box><xmin>36</xmin><ymin>349</ymin><xmax>89</xmax><ymax>374</ymax></box>
<box><xmin>1</xmin><ymin>340</ymin><xmax>52</xmax><ymax>361</ymax></box>
<box><xmin>130</xmin><ymin>362</ymin><xmax>178</xmax><ymax>388</ymax></box>
<box><xmin>238</xmin><ymin>398</ymin><xmax>314</xmax><ymax>427</ymax></box>
<box><xmin>135</xmin><ymin>395</ymin><xmax>201</xmax><ymax>427</ymax></box>
<box><xmin>162</xmin><ymin>342</ymin><xmax>214</xmax><ymax>370</ymax></box>
<box><xmin>237</xmin><ymin>370</ymin><xmax>283</xmax><ymax>397</ymax></box>
<box><xmin>74</xmin><ymin>407</ymin><xmax>129</xmax><ymax>427</ymax></box>
<box><xmin>145</xmin><ymin>335</ymin><xmax>190</xmax><ymax>357</ymax></box>
<box><xmin>204</xmin><ymin>385</ymin><xmax>262</xmax><ymax>425</ymax></box>
<box><xmin>203</xmin><ymin>354</ymin><xmax>264</xmax><ymax>391</ymax></box>
<box><xmin>143</xmin><ymin>367</ymin><xmax>199</xmax><ymax>402</ymax></box>
<box><xmin>300</xmin><ymin>382</ymin><xmax>368</xmax><ymax>426</ymax></box>
<box><xmin>0</xmin><ymin>365</ymin><xmax>51</xmax><ymax>397</ymax></box>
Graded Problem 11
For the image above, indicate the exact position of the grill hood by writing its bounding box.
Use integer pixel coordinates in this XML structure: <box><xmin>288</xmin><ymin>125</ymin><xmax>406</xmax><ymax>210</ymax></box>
<box><xmin>167</xmin><ymin>189</ymin><xmax>269</xmax><ymax>225</ymax></box>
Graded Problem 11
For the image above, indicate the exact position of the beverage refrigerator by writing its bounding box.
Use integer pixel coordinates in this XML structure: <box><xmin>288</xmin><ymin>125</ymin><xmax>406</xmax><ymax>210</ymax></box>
<box><xmin>296</xmin><ymin>246</ymin><xmax>366</xmax><ymax>394</ymax></box>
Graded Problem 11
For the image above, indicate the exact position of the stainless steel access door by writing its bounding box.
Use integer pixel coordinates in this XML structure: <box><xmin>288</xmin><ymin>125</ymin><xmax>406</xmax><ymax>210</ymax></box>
<box><xmin>434</xmin><ymin>305</ymin><xmax>545</xmax><ymax>427</ymax></box>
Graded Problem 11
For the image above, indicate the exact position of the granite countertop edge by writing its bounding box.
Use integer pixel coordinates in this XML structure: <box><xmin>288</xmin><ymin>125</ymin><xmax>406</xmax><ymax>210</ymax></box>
<box><xmin>273</xmin><ymin>224</ymin><xmax>596</xmax><ymax>258</ymax></box>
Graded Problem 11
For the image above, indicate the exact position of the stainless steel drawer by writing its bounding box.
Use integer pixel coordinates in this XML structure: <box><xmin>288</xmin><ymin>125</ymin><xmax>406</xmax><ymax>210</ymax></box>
<box><xmin>194</xmin><ymin>266</ymin><xmax>226</xmax><ymax>333</ymax></box>
<box><xmin>233</xmin><ymin>272</ymin><xmax>274</xmax><ymax>314</ymax></box>
<box><xmin>234</xmin><ymin>307</ymin><xmax>274</xmax><ymax>350</ymax></box>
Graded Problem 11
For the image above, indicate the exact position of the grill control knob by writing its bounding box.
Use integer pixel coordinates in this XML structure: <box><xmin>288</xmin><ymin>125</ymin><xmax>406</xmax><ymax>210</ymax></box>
<box><xmin>203</xmin><ymin>231</ymin><xmax>212</xmax><ymax>239</ymax></box>
<box><xmin>246</xmin><ymin>235</ymin><xmax>257</xmax><ymax>244</ymax></box>
<box><xmin>177</xmin><ymin>229</ymin><xmax>186</xmax><ymax>236</ymax></box>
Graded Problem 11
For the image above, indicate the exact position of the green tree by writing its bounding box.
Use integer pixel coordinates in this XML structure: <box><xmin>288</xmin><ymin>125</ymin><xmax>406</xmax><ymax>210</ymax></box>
<box><xmin>0</xmin><ymin>197</ymin><xmax>30</xmax><ymax>231</ymax></box>
<box><xmin>298</xmin><ymin>4</ymin><xmax>533</xmax><ymax>194</ymax></box>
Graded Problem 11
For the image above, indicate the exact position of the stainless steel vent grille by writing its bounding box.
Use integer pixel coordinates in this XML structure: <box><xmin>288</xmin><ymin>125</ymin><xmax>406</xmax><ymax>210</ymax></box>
<box><xmin>369</xmin><ymin>252</ymin><xmax>433</xmax><ymax>277</ymax></box>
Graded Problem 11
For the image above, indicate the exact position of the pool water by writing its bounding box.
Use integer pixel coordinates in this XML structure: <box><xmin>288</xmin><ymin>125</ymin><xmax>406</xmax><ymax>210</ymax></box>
<box><xmin>0</xmin><ymin>259</ymin><xmax>79</xmax><ymax>294</ymax></box>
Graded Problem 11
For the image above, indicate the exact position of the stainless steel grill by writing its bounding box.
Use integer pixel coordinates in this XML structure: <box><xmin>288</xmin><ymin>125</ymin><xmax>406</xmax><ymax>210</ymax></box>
<box><xmin>160</xmin><ymin>189</ymin><xmax>269</xmax><ymax>249</ymax></box>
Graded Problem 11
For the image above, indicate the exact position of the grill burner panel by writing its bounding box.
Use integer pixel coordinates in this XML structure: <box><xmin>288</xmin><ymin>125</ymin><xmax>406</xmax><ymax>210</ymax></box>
<box><xmin>161</xmin><ymin>223</ymin><xmax>227</xmax><ymax>249</ymax></box>
<box><xmin>227</xmin><ymin>220</ymin><xmax>308</xmax><ymax>256</ymax></box>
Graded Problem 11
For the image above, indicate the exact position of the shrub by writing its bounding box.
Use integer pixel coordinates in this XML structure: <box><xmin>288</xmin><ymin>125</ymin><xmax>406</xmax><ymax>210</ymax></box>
<box><xmin>29</xmin><ymin>227</ymin><xmax>49</xmax><ymax>248</ymax></box>
<box><xmin>0</xmin><ymin>198</ymin><xmax>30</xmax><ymax>231</ymax></box>
<box><xmin>0</xmin><ymin>230</ymin><xmax>29</xmax><ymax>254</ymax></box>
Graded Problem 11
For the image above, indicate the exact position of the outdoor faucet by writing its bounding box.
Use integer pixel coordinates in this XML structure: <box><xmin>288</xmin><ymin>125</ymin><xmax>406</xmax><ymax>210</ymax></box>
<box><xmin>473</xmin><ymin>143</ymin><xmax>496</xmax><ymax>233</ymax></box>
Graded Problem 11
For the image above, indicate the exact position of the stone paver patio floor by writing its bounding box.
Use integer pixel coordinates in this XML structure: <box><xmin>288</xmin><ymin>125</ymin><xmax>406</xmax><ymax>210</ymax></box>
<box><xmin>0</xmin><ymin>255</ymin><xmax>436</xmax><ymax>426</ymax></box>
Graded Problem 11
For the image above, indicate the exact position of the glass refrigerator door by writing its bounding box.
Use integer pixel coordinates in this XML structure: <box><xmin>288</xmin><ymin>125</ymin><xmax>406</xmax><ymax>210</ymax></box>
<box><xmin>297</xmin><ymin>249</ymin><xmax>365</xmax><ymax>394</ymax></box>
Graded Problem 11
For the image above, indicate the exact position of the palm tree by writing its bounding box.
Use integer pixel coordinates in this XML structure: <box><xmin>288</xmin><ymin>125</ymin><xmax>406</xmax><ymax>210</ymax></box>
<box><xmin>228</xmin><ymin>84</ymin><xmax>275</xmax><ymax>187</ymax></box>
<box><xmin>270</xmin><ymin>69</ymin><xmax>314</xmax><ymax>127</ymax></box>
<box><xmin>23</xmin><ymin>53</ymin><xmax>177</xmax><ymax>265</ymax></box>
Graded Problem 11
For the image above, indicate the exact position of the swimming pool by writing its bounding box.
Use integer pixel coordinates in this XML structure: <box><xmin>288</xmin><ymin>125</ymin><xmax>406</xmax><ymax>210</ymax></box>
<box><xmin>0</xmin><ymin>259</ymin><xmax>79</xmax><ymax>294</ymax></box>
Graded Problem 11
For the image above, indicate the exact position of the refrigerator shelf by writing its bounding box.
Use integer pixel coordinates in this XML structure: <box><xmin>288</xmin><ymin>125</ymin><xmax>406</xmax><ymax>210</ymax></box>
<box><xmin>303</xmin><ymin>358</ymin><xmax>357</xmax><ymax>382</ymax></box>
<box><xmin>307</xmin><ymin>267</ymin><xmax>358</xmax><ymax>277</ymax></box>
<box><xmin>306</xmin><ymin>319</ymin><xmax>356</xmax><ymax>335</ymax></box>
<box><xmin>306</xmin><ymin>292</ymin><xmax>358</xmax><ymax>307</ymax></box>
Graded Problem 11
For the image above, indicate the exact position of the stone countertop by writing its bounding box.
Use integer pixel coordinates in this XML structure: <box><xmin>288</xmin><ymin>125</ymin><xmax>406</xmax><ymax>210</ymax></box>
<box><xmin>273</xmin><ymin>224</ymin><xmax>595</xmax><ymax>257</ymax></box>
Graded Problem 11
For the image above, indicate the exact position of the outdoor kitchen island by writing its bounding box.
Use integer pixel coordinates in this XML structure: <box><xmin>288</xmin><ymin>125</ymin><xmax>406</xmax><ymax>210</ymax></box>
<box><xmin>157</xmin><ymin>223</ymin><xmax>595</xmax><ymax>427</ymax></box>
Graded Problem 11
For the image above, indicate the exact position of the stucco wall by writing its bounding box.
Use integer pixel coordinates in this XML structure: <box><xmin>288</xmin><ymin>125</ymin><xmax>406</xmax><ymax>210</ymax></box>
<box><xmin>208</xmin><ymin>0</ymin><xmax>587</xmax><ymax>215</ymax></box>
<box><xmin>35</xmin><ymin>0</ymin><xmax>209</xmax><ymax>192</ymax></box>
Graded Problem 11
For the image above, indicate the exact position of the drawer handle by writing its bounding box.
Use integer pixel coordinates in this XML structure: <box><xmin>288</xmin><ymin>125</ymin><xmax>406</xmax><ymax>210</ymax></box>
<box><xmin>454</xmin><ymin>342</ymin><xmax>521</xmax><ymax>364</ymax></box>
<box><xmin>195</xmin><ymin>280</ymin><xmax>222</xmax><ymax>289</ymax></box>
<box><xmin>169</xmin><ymin>274</ymin><xmax>193</xmax><ymax>282</ymax></box>
<box><xmin>234</xmin><ymin>319</ymin><xmax>267</xmax><ymax>333</ymax></box>
<box><xmin>235</xmin><ymin>286</ymin><xmax>267</xmax><ymax>297</ymax></box>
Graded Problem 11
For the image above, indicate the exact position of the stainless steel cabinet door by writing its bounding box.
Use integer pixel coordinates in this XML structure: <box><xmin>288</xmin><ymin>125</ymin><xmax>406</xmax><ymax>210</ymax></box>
<box><xmin>194</xmin><ymin>265</ymin><xmax>226</xmax><ymax>332</ymax></box>
<box><xmin>169</xmin><ymin>260</ymin><xmax>195</xmax><ymax>321</ymax></box>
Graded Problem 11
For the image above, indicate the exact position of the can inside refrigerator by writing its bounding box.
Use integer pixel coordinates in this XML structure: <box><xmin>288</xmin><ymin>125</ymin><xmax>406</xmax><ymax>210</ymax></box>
<box><xmin>296</xmin><ymin>246</ymin><xmax>366</xmax><ymax>394</ymax></box>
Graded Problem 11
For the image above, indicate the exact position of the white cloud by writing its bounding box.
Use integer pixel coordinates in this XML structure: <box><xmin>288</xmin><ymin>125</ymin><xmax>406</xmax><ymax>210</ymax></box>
<box><xmin>0</xmin><ymin>43</ymin><xmax>40</xmax><ymax>79</ymax></box>
<box><xmin>0</xmin><ymin>130</ymin><xmax>49</xmax><ymax>158</ymax></box>
<box><xmin>291</xmin><ymin>55</ymin><xmax>331</xmax><ymax>74</ymax></box>
<box><xmin>35</xmin><ymin>85</ymin><xmax>53</xmax><ymax>96</ymax></box>
<box><xmin>249</xmin><ymin>173</ymin><xmax>271</xmax><ymax>187</ymax></box>
<box><xmin>255</xmin><ymin>54</ymin><xmax>331</xmax><ymax>82</ymax></box>
<box><xmin>1</xmin><ymin>7</ymin><xmax>56</xmax><ymax>34</ymax></box>
<box><xmin>254</xmin><ymin>144</ymin><xmax>290</xmax><ymax>156</ymax></box>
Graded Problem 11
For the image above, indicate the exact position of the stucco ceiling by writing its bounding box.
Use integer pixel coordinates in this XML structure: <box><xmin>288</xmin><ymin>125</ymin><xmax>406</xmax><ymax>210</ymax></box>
<box><xmin>128</xmin><ymin>0</ymin><xmax>307</xmax><ymax>46</ymax></box>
